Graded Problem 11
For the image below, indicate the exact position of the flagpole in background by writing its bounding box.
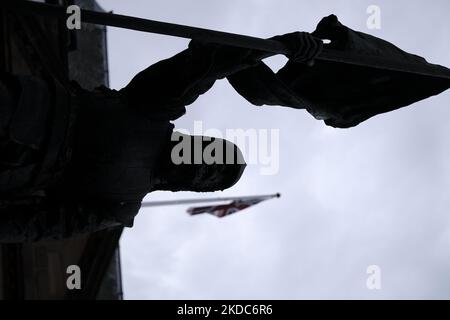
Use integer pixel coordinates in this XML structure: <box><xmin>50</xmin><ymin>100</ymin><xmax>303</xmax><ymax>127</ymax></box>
<box><xmin>140</xmin><ymin>193</ymin><xmax>280</xmax><ymax>208</ymax></box>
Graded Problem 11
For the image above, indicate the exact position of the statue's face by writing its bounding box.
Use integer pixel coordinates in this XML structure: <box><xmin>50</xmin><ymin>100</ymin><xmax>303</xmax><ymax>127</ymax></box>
<box><xmin>153</xmin><ymin>133</ymin><xmax>246</xmax><ymax>192</ymax></box>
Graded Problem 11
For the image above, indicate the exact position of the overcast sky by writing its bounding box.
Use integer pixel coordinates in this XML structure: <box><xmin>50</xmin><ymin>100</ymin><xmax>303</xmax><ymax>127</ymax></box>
<box><xmin>97</xmin><ymin>0</ymin><xmax>450</xmax><ymax>299</ymax></box>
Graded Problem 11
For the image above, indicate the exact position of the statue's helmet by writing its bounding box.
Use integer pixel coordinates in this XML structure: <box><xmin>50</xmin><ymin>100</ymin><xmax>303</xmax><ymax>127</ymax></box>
<box><xmin>153</xmin><ymin>132</ymin><xmax>246</xmax><ymax>192</ymax></box>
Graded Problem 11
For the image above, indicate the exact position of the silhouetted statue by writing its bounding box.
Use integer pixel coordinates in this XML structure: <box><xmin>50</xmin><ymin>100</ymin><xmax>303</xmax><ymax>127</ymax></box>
<box><xmin>1</xmin><ymin>15</ymin><xmax>449</xmax><ymax>242</ymax></box>
<box><xmin>0</xmin><ymin>28</ymin><xmax>323</xmax><ymax>241</ymax></box>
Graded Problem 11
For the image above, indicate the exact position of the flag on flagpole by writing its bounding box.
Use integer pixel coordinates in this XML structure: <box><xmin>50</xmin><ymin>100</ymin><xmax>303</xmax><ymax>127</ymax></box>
<box><xmin>187</xmin><ymin>196</ymin><xmax>274</xmax><ymax>218</ymax></box>
<box><xmin>228</xmin><ymin>14</ymin><xmax>450</xmax><ymax>129</ymax></box>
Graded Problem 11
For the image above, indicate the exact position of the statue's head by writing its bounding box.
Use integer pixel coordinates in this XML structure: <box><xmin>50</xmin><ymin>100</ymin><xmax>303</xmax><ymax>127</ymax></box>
<box><xmin>153</xmin><ymin>132</ymin><xmax>246</xmax><ymax>192</ymax></box>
